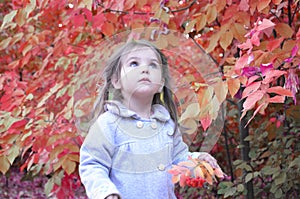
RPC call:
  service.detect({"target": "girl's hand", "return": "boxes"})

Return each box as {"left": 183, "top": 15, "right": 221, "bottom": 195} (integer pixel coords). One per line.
{"left": 105, "top": 194, "right": 120, "bottom": 199}
{"left": 197, "top": 152, "right": 220, "bottom": 169}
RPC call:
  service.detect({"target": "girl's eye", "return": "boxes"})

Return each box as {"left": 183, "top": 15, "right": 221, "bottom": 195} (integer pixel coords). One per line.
{"left": 149, "top": 63, "right": 159, "bottom": 69}
{"left": 129, "top": 61, "right": 138, "bottom": 67}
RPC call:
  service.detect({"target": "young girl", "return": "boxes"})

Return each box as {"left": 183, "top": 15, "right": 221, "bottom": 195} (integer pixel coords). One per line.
{"left": 79, "top": 40, "right": 222, "bottom": 199}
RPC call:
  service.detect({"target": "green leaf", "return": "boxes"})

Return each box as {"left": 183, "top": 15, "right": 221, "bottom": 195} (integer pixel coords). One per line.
{"left": 224, "top": 187, "right": 237, "bottom": 198}
{"left": 274, "top": 172, "right": 286, "bottom": 186}
{"left": 245, "top": 172, "right": 253, "bottom": 183}
{"left": 44, "top": 178, "right": 54, "bottom": 196}
{"left": 275, "top": 188, "right": 283, "bottom": 198}
{"left": 261, "top": 166, "right": 279, "bottom": 175}
{"left": 289, "top": 157, "right": 300, "bottom": 168}
{"left": 237, "top": 184, "right": 244, "bottom": 192}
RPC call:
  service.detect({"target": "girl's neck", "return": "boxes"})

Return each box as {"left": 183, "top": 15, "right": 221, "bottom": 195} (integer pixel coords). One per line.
{"left": 122, "top": 95, "right": 153, "bottom": 119}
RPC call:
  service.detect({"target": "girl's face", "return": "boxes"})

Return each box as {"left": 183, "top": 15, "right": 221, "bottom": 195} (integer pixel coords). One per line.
{"left": 112, "top": 46, "right": 164, "bottom": 100}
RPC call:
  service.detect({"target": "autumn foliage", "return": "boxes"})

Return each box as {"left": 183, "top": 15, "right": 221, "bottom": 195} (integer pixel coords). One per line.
{"left": 0, "top": 0, "right": 299, "bottom": 198}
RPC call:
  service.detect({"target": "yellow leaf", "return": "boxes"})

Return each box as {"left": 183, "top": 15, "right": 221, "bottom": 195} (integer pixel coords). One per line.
{"left": 181, "top": 118, "right": 198, "bottom": 134}
{"left": 275, "top": 23, "right": 293, "bottom": 38}
{"left": 62, "top": 158, "right": 76, "bottom": 175}
{"left": 78, "top": 0, "right": 93, "bottom": 10}
{"left": 0, "top": 155, "right": 11, "bottom": 174}
{"left": 172, "top": 175, "right": 180, "bottom": 183}
{"left": 194, "top": 166, "right": 205, "bottom": 178}
{"left": 0, "top": 37, "right": 12, "bottom": 51}
{"left": 231, "top": 23, "right": 247, "bottom": 43}
{"left": 154, "top": 35, "right": 168, "bottom": 49}
{"left": 184, "top": 19, "right": 197, "bottom": 34}
{"left": 179, "top": 103, "right": 200, "bottom": 122}
{"left": 212, "top": 80, "right": 228, "bottom": 103}
{"left": 160, "top": 9, "right": 170, "bottom": 24}
{"left": 206, "top": 32, "right": 220, "bottom": 53}
{"left": 220, "top": 30, "right": 233, "bottom": 50}
{"left": 206, "top": 5, "right": 217, "bottom": 24}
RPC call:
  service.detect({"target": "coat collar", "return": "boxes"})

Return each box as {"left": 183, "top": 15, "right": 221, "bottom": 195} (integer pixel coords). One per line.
{"left": 104, "top": 100, "right": 170, "bottom": 122}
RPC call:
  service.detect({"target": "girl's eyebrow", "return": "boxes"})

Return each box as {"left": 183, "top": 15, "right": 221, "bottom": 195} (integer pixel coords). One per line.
{"left": 125, "top": 57, "right": 159, "bottom": 63}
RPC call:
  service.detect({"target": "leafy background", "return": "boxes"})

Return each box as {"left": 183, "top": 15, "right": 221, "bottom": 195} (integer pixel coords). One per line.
{"left": 0, "top": 0, "right": 299, "bottom": 198}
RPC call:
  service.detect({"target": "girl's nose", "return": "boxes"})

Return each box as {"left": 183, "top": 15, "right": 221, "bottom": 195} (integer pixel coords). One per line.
{"left": 141, "top": 64, "right": 150, "bottom": 74}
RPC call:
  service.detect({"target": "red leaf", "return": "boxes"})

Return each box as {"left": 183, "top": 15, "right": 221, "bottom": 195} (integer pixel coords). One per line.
{"left": 242, "top": 81, "right": 261, "bottom": 99}
{"left": 257, "top": 19, "right": 275, "bottom": 31}
{"left": 243, "top": 90, "right": 265, "bottom": 111}
{"left": 268, "top": 95, "right": 285, "bottom": 103}
{"left": 245, "top": 102, "right": 267, "bottom": 126}
{"left": 267, "top": 38, "right": 284, "bottom": 51}
{"left": 267, "top": 86, "right": 293, "bottom": 97}
{"left": 200, "top": 116, "right": 212, "bottom": 131}
{"left": 262, "top": 70, "right": 286, "bottom": 84}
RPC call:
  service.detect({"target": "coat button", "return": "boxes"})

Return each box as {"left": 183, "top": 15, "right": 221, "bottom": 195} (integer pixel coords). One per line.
{"left": 158, "top": 163, "right": 165, "bottom": 171}
{"left": 151, "top": 122, "right": 157, "bottom": 129}
{"left": 136, "top": 121, "right": 144, "bottom": 128}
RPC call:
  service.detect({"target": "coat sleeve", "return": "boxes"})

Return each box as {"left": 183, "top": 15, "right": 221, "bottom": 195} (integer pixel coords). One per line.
{"left": 79, "top": 115, "right": 120, "bottom": 199}
{"left": 171, "top": 126, "right": 220, "bottom": 168}
{"left": 171, "top": 127, "right": 208, "bottom": 165}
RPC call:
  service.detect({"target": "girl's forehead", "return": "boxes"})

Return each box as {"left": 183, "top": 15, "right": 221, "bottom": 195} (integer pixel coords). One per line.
{"left": 121, "top": 45, "right": 160, "bottom": 61}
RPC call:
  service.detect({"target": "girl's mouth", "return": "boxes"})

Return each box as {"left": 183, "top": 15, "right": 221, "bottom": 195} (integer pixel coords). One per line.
{"left": 139, "top": 78, "right": 151, "bottom": 82}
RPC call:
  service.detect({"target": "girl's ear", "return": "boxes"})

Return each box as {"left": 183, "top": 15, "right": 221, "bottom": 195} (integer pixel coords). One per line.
{"left": 111, "top": 75, "right": 121, "bottom": 89}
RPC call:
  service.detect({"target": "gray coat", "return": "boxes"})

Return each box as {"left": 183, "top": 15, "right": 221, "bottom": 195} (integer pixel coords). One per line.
{"left": 79, "top": 101, "right": 201, "bottom": 199}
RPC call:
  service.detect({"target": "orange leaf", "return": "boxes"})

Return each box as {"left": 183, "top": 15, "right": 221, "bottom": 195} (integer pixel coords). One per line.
{"left": 227, "top": 78, "right": 240, "bottom": 97}
{"left": 195, "top": 14, "right": 207, "bottom": 32}
{"left": 275, "top": 23, "right": 294, "bottom": 38}
{"left": 267, "top": 86, "right": 293, "bottom": 97}
{"left": 101, "top": 22, "right": 114, "bottom": 36}
{"left": 257, "top": 0, "right": 271, "bottom": 12}
{"left": 272, "top": 0, "right": 282, "bottom": 5}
